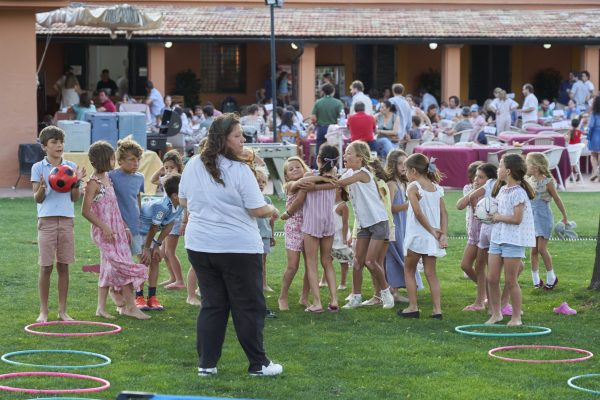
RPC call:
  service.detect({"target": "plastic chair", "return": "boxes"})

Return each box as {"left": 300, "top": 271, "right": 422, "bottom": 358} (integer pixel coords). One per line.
{"left": 278, "top": 131, "right": 303, "bottom": 157}
{"left": 526, "top": 137, "right": 554, "bottom": 146}
{"left": 538, "top": 130, "right": 559, "bottom": 135}
{"left": 14, "top": 143, "right": 45, "bottom": 188}
{"left": 567, "top": 143, "right": 586, "bottom": 183}
{"left": 543, "top": 147, "right": 565, "bottom": 190}
{"left": 523, "top": 122, "right": 542, "bottom": 130}
{"left": 404, "top": 139, "right": 421, "bottom": 155}
{"left": 509, "top": 126, "right": 524, "bottom": 133}
{"left": 485, "top": 135, "right": 505, "bottom": 144}
{"left": 486, "top": 148, "right": 523, "bottom": 167}
{"left": 457, "top": 129, "right": 473, "bottom": 143}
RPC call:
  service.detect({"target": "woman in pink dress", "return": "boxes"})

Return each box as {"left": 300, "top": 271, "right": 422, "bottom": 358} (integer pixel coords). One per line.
{"left": 81, "top": 141, "right": 150, "bottom": 320}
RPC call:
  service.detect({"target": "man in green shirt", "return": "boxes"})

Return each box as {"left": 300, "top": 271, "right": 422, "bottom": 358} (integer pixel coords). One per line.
{"left": 311, "top": 83, "right": 344, "bottom": 164}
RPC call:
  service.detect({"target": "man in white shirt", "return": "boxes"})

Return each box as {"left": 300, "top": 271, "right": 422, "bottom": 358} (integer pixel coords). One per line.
{"left": 570, "top": 73, "right": 589, "bottom": 108}
{"left": 440, "top": 96, "right": 462, "bottom": 121}
{"left": 582, "top": 70, "right": 595, "bottom": 100}
{"left": 388, "top": 83, "right": 412, "bottom": 138}
{"left": 349, "top": 80, "right": 373, "bottom": 115}
{"left": 419, "top": 88, "right": 439, "bottom": 112}
{"left": 518, "top": 84, "right": 539, "bottom": 124}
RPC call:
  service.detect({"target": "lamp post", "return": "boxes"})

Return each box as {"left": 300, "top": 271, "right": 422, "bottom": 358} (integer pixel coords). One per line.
{"left": 265, "top": 0, "right": 283, "bottom": 142}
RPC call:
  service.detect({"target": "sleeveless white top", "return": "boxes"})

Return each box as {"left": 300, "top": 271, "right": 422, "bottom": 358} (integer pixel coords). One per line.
{"left": 332, "top": 201, "right": 347, "bottom": 249}
{"left": 404, "top": 181, "right": 446, "bottom": 257}
{"left": 342, "top": 167, "right": 388, "bottom": 229}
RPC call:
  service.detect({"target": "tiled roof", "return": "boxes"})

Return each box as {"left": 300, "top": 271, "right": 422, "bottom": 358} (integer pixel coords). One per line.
{"left": 36, "top": 5, "right": 600, "bottom": 40}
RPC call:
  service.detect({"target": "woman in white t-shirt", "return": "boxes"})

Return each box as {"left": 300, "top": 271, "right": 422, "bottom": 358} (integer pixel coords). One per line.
{"left": 179, "top": 113, "right": 282, "bottom": 377}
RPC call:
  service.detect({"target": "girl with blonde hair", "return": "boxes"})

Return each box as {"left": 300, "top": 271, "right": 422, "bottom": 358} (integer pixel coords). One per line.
{"left": 525, "top": 152, "right": 569, "bottom": 290}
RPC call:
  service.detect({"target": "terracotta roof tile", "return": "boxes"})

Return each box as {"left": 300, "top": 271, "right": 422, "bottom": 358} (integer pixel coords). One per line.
{"left": 36, "top": 5, "right": 600, "bottom": 39}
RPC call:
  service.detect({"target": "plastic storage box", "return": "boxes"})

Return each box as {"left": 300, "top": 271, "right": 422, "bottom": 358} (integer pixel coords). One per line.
{"left": 57, "top": 120, "right": 91, "bottom": 152}
{"left": 117, "top": 112, "right": 147, "bottom": 150}
{"left": 85, "top": 112, "right": 119, "bottom": 148}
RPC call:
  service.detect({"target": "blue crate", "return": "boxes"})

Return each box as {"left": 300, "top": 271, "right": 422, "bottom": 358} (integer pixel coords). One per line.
{"left": 117, "top": 112, "right": 148, "bottom": 150}
{"left": 85, "top": 112, "right": 119, "bottom": 148}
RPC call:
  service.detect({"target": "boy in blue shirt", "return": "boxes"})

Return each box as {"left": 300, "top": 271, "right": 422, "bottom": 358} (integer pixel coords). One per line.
{"left": 137, "top": 174, "right": 183, "bottom": 310}
{"left": 108, "top": 138, "right": 146, "bottom": 260}
{"left": 31, "top": 126, "right": 85, "bottom": 322}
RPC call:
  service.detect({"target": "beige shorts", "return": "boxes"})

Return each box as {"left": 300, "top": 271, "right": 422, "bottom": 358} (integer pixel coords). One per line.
{"left": 38, "top": 217, "right": 75, "bottom": 266}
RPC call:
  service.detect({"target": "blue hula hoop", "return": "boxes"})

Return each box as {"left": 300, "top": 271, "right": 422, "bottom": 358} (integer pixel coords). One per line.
{"left": 455, "top": 324, "right": 552, "bottom": 337}
{"left": 568, "top": 373, "right": 600, "bottom": 395}
{"left": 1, "top": 349, "right": 111, "bottom": 369}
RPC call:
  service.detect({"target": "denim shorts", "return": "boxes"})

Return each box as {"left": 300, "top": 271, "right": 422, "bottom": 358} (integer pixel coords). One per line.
{"left": 488, "top": 242, "right": 525, "bottom": 259}
{"left": 130, "top": 234, "right": 144, "bottom": 257}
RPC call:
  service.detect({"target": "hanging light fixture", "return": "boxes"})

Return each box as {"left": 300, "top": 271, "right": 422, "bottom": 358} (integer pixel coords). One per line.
{"left": 429, "top": 42, "right": 438, "bottom": 50}
{"left": 543, "top": 43, "right": 552, "bottom": 49}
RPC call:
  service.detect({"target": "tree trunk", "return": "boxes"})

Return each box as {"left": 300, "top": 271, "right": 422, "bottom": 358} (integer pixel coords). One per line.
{"left": 588, "top": 216, "right": 600, "bottom": 290}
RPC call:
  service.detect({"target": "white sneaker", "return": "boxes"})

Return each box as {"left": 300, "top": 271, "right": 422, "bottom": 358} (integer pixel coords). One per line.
{"left": 380, "top": 288, "right": 395, "bottom": 309}
{"left": 417, "top": 259, "right": 424, "bottom": 273}
{"left": 249, "top": 361, "right": 283, "bottom": 376}
{"left": 198, "top": 367, "right": 217, "bottom": 377}
{"left": 342, "top": 294, "right": 362, "bottom": 309}
{"left": 361, "top": 296, "right": 382, "bottom": 306}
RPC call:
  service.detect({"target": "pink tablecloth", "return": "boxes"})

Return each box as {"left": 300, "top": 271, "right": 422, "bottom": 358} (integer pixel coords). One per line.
{"left": 414, "top": 144, "right": 570, "bottom": 188}
{"left": 499, "top": 132, "right": 566, "bottom": 147}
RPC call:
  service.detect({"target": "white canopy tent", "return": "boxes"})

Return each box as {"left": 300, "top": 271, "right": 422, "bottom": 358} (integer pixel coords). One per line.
{"left": 36, "top": 4, "right": 163, "bottom": 39}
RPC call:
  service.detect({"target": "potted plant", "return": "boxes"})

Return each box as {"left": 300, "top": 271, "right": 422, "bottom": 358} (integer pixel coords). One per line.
{"left": 174, "top": 69, "right": 201, "bottom": 108}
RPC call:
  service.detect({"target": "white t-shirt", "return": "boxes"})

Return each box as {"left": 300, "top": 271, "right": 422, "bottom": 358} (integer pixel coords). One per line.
{"left": 179, "top": 155, "right": 266, "bottom": 254}
{"left": 585, "top": 80, "right": 595, "bottom": 97}
{"left": 440, "top": 107, "right": 462, "bottom": 121}
{"left": 522, "top": 94, "right": 539, "bottom": 123}
{"left": 350, "top": 92, "right": 374, "bottom": 115}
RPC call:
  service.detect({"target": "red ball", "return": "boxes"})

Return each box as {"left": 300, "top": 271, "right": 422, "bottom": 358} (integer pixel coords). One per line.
{"left": 48, "top": 165, "right": 78, "bottom": 193}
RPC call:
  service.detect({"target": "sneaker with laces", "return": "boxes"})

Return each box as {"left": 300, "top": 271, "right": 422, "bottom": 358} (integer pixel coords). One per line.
{"left": 342, "top": 294, "right": 362, "bottom": 309}
{"left": 146, "top": 295, "right": 164, "bottom": 310}
{"left": 533, "top": 279, "right": 544, "bottom": 289}
{"left": 361, "top": 296, "right": 382, "bottom": 306}
{"left": 249, "top": 361, "right": 283, "bottom": 376}
{"left": 380, "top": 288, "right": 395, "bottom": 309}
{"left": 198, "top": 367, "right": 217, "bottom": 377}
{"left": 135, "top": 295, "right": 149, "bottom": 310}
{"left": 544, "top": 277, "right": 558, "bottom": 291}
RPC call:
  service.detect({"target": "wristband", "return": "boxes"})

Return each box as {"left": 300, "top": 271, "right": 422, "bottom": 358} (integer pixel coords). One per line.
{"left": 152, "top": 239, "right": 162, "bottom": 246}
{"left": 72, "top": 179, "right": 82, "bottom": 189}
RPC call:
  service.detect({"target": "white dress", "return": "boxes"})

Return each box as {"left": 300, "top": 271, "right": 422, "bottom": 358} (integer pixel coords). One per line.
{"left": 61, "top": 88, "right": 79, "bottom": 109}
{"left": 403, "top": 181, "right": 446, "bottom": 257}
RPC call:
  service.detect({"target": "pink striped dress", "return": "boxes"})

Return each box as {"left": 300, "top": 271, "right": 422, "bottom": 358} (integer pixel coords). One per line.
{"left": 89, "top": 175, "right": 148, "bottom": 291}
{"left": 301, "top": 171, "right": 335, "bottom": 238}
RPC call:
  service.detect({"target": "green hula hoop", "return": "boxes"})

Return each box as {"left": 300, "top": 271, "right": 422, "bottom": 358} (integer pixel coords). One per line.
{"left": 28, "top": 398, "right": 100, "bottom": 400}
{"left": 568, "top": 373, "right": 600, "bottom": 395}
{"left": 1, "top": 349, "right": 111, "bottom": 369}
{"left": 455, "top": 324, "right": 552, "bottom": 337}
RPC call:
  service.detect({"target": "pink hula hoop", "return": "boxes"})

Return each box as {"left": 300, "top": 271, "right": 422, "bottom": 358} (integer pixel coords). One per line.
{"left": 488, "top": 345, "right": 594, "bottom": 363}
{"left": 0, "top": 371, "right": 110, "bottom": 394}
{"left": 24, "top": 321, "right": 122, "bottom": 337}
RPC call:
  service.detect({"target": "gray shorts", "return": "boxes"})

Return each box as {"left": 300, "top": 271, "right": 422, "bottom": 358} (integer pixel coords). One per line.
{"left": 262, "top": 238, "right": 271, "bottom": 254}
{"left": 357, "top": 220, "right": 389, "bottom": 241}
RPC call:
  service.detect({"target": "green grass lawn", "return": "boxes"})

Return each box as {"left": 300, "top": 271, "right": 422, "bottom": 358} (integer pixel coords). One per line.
{"left": 0, "top": 192, "right": 598, "bottom": 399}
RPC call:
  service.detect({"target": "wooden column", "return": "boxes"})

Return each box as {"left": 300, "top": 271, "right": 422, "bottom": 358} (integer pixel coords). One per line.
{"left": 582, "top": 45, "right": 600, "bottom": 94}
{"left": 298, "top": 44, "right": 317, "bottom": 118}
{"left": 441, "top": 45, "right": 462, "bottom": 101}
{"left": 0, "top": 10, "right": 37, "bottom": 187}
{"left": 148, "top": 43, "right": 166, "bottom": 95}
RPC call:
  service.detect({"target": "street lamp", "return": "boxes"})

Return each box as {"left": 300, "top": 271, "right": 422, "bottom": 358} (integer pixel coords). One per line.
{"left": 265, "top": 0, "right": 284, "bottom": 142}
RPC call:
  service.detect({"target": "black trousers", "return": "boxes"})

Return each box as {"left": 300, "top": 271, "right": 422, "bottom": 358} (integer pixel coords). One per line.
{"left": 187, "top": 250, "right": 269, "bottom": 372}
